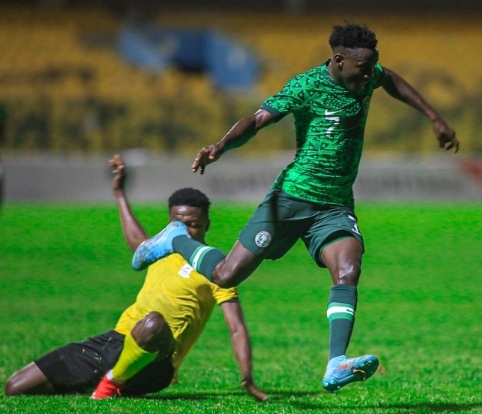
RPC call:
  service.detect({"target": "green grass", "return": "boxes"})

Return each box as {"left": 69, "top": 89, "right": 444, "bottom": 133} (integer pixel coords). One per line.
{"left": 1, "top": 201, "right": 482, "bottom": 413}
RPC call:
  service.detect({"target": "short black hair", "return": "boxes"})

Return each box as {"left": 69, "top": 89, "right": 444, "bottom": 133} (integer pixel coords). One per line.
{"left": 168, "top": 187, "right": 211, "bottom": 217}
{"left": 329, "top": 23, "right": 378, "bottom": 50}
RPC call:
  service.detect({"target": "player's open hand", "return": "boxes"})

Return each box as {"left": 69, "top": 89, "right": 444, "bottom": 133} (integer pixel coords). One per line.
{"left": 433, "top": 119, "right": 459, "bottom": 153}
{"left": 191, "top": 144, "right": 223, "bottom": 175}
{"left": 241, "top": 379, "right": 268, "bottom": 402}
{"left": 109, "top": 154, "right": 126, "bottom": 191}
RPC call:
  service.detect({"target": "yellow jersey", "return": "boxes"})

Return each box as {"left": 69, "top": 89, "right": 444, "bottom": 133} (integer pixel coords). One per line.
{"left": 115, "top": 253, "right": 238, "bottom": 375}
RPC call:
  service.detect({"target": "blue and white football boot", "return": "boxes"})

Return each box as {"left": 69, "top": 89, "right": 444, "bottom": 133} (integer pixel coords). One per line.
{"left": 132, "top": 220, "right": 190, "bottom": 271}
{"left": 322, "top": 354, "right": 379, "bottom": 392}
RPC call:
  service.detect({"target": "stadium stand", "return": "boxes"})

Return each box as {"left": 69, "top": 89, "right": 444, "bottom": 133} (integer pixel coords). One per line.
{"left": 0, "top": 6, "right": 481, "bottom": 153}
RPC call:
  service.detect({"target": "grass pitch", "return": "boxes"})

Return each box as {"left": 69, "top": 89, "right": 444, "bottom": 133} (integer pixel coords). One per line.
{"left": 1, "top": 201, "right": 481, "bottom": 414}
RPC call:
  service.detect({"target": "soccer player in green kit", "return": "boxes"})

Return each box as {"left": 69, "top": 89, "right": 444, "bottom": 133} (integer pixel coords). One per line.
{"left": 132, "top": 23, "right": 459, "bottom": 392}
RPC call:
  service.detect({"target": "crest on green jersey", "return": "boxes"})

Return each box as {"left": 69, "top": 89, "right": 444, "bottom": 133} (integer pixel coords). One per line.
{"left": 255, "top": 231, "right": 272, "bottom": 248}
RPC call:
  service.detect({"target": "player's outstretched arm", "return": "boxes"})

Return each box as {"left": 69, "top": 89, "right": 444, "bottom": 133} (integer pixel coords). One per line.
{"left": 192, "top": 109, "right": 275, "bottom": 175}
{"left": 381, "top": 68, "right": 459, "bottom": 153}
{"left": 110, "top": 154, "right": 148, "bottom": 252}
{"left": 220, "top": 301, "right": 268, "bottom": 402}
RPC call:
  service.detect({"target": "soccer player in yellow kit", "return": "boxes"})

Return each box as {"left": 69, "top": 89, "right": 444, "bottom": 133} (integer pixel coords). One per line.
{"left": 4, "top": 155, "right": 267, "bottom": 402}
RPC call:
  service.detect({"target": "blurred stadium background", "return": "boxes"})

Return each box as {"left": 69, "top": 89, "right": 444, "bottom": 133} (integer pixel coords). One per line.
{"left": 1, "top": 0, "right": 481, "bottom": 202}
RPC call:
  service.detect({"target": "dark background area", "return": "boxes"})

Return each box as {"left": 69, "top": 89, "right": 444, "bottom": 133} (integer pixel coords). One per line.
{"left": 2, "top": 0, "right": 482, "bottom": 14}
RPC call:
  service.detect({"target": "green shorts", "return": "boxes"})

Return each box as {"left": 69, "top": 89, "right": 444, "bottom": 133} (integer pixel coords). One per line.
{"left": 238, "top": 189, "right": 364, "bottom": 268}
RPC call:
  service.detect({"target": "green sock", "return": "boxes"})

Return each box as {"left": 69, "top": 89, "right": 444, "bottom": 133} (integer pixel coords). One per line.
{"left": 173, "top": 236, "right": 225, "bottom": 281}
{"left": 327, "top": 285, "right": 357, "bottom": 360}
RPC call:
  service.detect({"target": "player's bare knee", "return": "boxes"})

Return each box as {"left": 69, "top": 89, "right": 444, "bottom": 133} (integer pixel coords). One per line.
{"left": 132, "top": 311, "right": 173, "bottom": 352}
{"left": 132, "top": 311, "right": 166, "bottom": 340}
{"left": 213, "top": 269, "right": 247, "bottom": 288}
{"left": 4, "top": 373, "right": 22, "bottom": 396}
{"left": 4, "top": 379, "right": 16, "bottom": 396}
{"left": 211, "top": 263, "right": 236, "bottom": 288}
{"left": 212, "top": 265, "right": 249, "bottom": 288}
{"left": 337, "top": 263, "right": 361, "bottom": 285}
{"left": 212, "top": 274, "right": 238, "bottom": 288}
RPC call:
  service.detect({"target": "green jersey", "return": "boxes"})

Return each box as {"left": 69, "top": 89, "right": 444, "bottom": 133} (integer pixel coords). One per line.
{"left": 261, "top": 61, "right": 385, "bottom": 209}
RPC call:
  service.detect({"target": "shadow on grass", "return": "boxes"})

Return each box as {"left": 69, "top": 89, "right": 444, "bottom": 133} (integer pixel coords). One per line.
{"left": 290, "top": 400, "right": 482, "bottom": 413}
{"left": 5, "top": 391, "right": 481, "bottom": 413}
{"left": 143, "top": 390, "right": 322, "bottom": 401}
{"left": 388, "top": 403, "right": 482, "bottom": 413}
{"left": 145, "top": 392, "right": 482, "bottom": 412}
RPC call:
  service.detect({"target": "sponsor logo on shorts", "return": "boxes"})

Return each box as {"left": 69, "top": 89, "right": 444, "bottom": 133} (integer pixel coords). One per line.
{"left": 255, "top": 231, "right": 272, "bottom": 248}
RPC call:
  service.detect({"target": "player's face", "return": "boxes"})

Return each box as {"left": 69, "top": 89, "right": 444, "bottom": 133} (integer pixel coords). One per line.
{"left": 337, "top": 48, "right": 379, "bottom": 93}
{"left": 169, "top": 205, "right": 209, "bottom": 243}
